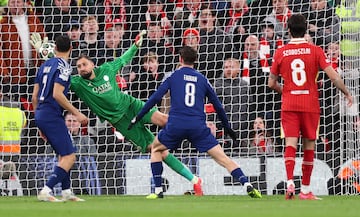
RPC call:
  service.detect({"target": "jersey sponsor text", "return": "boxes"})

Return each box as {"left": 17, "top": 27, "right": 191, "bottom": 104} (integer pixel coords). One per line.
{"left": 92, "top": 81, "right": 112, "bottom": 94}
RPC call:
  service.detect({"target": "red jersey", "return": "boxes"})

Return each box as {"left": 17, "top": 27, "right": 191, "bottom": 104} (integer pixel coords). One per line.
{"left": 270, "top": 38, "right": 331, "bottom": 113}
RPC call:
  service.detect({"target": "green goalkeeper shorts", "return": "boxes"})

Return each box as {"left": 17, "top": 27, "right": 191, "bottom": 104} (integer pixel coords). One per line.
{"left": 112, "top": 99, "right": 157, "bottom": 153}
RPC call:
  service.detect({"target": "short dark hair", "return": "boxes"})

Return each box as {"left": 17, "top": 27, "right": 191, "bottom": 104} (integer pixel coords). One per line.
{"left": 179, "top": 46, "right": 197, "bottom": 65}
{"left": 55, "top": 35, "right": 71, "bottom": 52}
{"left": 288, "top": 14, "right": 307, "bottom": 38}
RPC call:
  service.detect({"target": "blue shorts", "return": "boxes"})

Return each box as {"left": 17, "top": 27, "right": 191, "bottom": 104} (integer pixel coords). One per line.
{"left": 158, "top": 124, "right": 218, "bottom": 152}
{"left": 35, "top": 112, "right": 75, "bottom": 156}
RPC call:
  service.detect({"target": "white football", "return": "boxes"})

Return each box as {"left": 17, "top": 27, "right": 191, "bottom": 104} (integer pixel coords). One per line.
{"left": 38, "top": 43, "right": 56, "bottom": 60}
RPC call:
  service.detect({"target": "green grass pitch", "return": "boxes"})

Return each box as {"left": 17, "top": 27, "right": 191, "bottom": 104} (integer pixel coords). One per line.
{"left": 0, "top": 195, "right": 358, "bottom": 217}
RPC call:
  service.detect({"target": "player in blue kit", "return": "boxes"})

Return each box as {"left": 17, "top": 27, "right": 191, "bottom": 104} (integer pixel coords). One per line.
{"left": 32, "top": 35, "right": 88, "bottom": 202}
{"left": 129, "top": 46, "right": 262, "bottom": 198}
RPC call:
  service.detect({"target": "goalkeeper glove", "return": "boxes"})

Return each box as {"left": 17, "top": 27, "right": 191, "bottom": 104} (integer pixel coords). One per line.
{"left": 224, "top": 128, "right": 237, "bottom": 143}
{"left": 134, "top": 30, "right": 147, "bottom": 47}
{"left": 30, "top": 33, "right": 48, "bottom": 52}
{"left": 128, "top": 116, "right": 140, "bottom": 130}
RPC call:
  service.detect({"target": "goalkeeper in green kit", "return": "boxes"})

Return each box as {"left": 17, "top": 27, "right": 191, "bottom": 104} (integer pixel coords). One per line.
{"left": 30, "top": 31, "right": 203, "bottom": 197}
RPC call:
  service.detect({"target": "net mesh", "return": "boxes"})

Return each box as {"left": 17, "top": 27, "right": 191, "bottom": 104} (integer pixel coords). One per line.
{"left": 0, "top": 0, "right": 359, "bottom": 196}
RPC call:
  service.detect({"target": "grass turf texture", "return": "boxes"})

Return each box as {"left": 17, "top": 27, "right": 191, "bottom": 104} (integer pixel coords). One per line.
{"left": 0, "top": 195, "right": 358, "bottom": 217}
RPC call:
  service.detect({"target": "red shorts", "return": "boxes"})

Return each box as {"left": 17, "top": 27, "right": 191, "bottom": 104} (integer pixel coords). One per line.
{"left": 281, "top": 111, "right": 320, "bottom": 140}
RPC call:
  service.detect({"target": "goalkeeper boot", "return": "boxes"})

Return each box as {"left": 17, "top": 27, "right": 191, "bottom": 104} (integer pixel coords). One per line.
{"left": 37, "top": 190, "right": 62, "bottom": 202}
{"left": 61, "top": 190, "right": 85, "bottom": 202}
{"left": 146, "top": 192, "right": 164, "bottom": 199}
{"left": 285, "top": 184, "right": 295, "bottom": 200}
{"left": 247, "top": 185, "right": 262, "bottom": 198}
{"left": 299, "top": 191, "right": 322, "bottom": 200}
{"left": 193, "top": 178, "right": 204, "bottom": 196}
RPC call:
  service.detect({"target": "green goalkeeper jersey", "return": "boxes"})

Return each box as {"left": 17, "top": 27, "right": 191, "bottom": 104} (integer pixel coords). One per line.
{"left": 70, "top": 44, "right": 138, "bottom": 124}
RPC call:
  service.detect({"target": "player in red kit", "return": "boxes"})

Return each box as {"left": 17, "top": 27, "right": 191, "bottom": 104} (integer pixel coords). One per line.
{"left": 268, "top": 14, "right": 353, "bottom": 200}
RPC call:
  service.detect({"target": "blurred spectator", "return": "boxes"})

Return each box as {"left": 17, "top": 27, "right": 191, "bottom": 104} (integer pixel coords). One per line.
{"left": 130, "top": 52, "right": 164, "bottom": 102}
{"left": 0, "top": 158, "right": 23, "bottom": 196}
{"left": 0, "top": 0, "right": 45, "bottom": 101}
{"left": 67, "top": 20, "right": 82, "bottom": 42}
{"left": 95, "top": 0, "right": 130, "bottom": 34}
{"left": 182, "top": 27, "right": 200, "bottom": 51}
{"left": 263, "top": 0, "right": 293, "bottom": 41}
{"left": 218, "top": 0, "right": 249, "bottom": 34}
{"left": 131, "top": 0, "right": 172, "bottom": 44}
{"left": 174, "top": 0, "right": 202, "bottom": 27}
{"left": 72, "top": 0, "right": 96, "bottom": 14}
{"left": 305, "top": 0, "right": 340, "bottom": 48}
{"left": 174, "top": 26, "right": 200, "bottom": 53}
{"left": 247, "top": 116, "right": 276, "bottom": 154}
{"left": 288, "top": 0, "right": 311, "bottom": 13}
{"left": 214, "top": 58, "right": 254, "bottom": 140}
{"left": 259, "top": 20, "right": 284, "bottom": 65}
{"left": 64, "top": 111, "right": 100, "bottom": 195}
{"left": 0, "top": 94, "right": 26, "bottom": 156}
{"left": 198, "top": 3, "right": 232, "bottom": 84}
{"left": 322, "top": 41, "right": 341, "bottom": 151}
{"left": 103, "top": 26, "right": 134, "bottom": 87}
{"left": 172, "top": 0, "right": 203, "bottom": 49}
{"left": 240, "top": 35, "right": 281, "bottom": 120}
{"left": 135, "top": 21, "right": 175, "bottom": 73}
{"left": 246, "top": 0, "right": 273, "bottom": 30}
{"left": 35, "top": 0, "right": 95, "bottom": 21}
{"left": 65, "top": 112, "right": 97, "bottom": 155}
{"left": 130, "top": 52, "right": 165, "bottom": 133}
{"left": 67, "top": 21, "right": 82, "bottom": 71}
{"left": 326, "top": 41, "right": 340, "bottom": 71}
{"left": 43, "top": 0, "right": 86, "bottom": 41}
{"left": 218, "top": 0, "right": 255, "bottom": 55}
{"left": 76, "top": 16, "right": 106, "bottom": 66}
{"left": 0, "top": 159, "right": 17, "bottom": 180}
{"left": 304, "top": 33, "right": 315, "bottom": 44}
{"left": 229, "top": 0, "right": 273, "bottom": 54}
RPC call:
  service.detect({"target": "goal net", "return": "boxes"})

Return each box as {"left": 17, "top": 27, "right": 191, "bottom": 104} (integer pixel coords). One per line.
{"left": 0, "top": 0, "right": 359, "bottom": 196}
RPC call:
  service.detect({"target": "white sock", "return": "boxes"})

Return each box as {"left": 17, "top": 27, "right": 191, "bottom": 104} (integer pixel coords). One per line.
{"left": 62, "top": 189, "right": 72, "bottom": 195}
{"left": 244, "top": 182, "right": 252, "bottom": 188}
{"left": 287, "top": 180, "right": 295, "bottom": 187}
{"left": 154, "top": 187, "right": 163, "bottom": 194}
{"left": 191, "top": 176, "right": 199, "bottom": 184}
{"left": 42, "top": 185, "right": 52, "bottom": 194}
{"left": 301, "top": 185, "right": 310, "bottom": 194}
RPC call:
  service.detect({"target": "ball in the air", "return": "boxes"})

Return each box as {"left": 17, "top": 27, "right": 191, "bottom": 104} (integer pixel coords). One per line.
{"left": 38, "top": 43, "right": 56, "bottom": 60}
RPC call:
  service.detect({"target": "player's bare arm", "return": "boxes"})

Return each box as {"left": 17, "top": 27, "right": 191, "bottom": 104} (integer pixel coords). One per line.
{"left": 53, "top": 83, "right": 88, "bottom": 125}
{"left": 323, "top": 66, "right": 353, "bottom": 106}
{"left": 32, "top": 83, "right": 39, "bottom": 111}
{"left": 268, "top": 73, "right": 282, "bottom": 94}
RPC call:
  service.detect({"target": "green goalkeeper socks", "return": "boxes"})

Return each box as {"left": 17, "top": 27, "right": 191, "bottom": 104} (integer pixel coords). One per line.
{"left": 163, "top": 153, "right": 194, "bottom": 181}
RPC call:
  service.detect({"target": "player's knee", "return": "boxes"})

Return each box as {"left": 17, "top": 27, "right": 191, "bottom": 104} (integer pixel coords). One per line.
{"left": 151, "top": 112, "right": 168, "bottom": 127}
{"left": 59, "top": 153, "right": 76, "bottom": 169}
{"left": 160, "top": 150, "right": 169, "bottom": 159}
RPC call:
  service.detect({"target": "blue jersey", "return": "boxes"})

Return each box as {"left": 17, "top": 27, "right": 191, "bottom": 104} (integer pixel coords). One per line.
{"left": 34, "top": 57, "right": 75, "bottom": 156}
{"left": 138, "top": 66, "right": 230, "bottom": 129}
{"left": 34, "top": 57, "right": 72, "bottom": 117}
